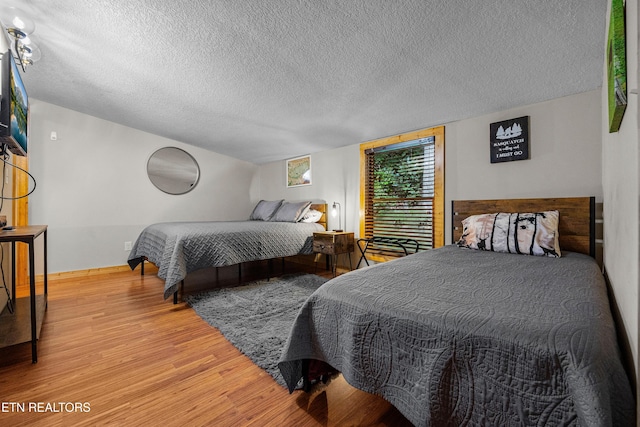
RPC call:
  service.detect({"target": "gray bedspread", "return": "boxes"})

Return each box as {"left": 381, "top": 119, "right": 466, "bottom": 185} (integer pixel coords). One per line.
{"left": 278, "top": 245, "right": 635, "bottom": 426}
{"left": 127, "top": 220, "right": 324, "bottom": 299}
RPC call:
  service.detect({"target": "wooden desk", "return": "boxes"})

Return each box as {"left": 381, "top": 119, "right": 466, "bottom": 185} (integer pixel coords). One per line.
{"left": 0, "top": 225, "right": 48, "bottom": 363}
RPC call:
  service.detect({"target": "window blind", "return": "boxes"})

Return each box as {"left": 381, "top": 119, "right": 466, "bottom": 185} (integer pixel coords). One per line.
{"left": 364, "top": 136, "right": 435, "bottom": 256}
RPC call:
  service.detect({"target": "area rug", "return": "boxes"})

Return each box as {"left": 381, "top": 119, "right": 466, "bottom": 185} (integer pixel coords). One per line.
{"left": 184, "top": 273, "right": 328, "bottom": 388}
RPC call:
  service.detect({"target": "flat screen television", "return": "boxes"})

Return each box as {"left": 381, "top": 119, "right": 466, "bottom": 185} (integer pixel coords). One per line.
{"left": 0, "top": 50, "right": 28, "bottom": 157}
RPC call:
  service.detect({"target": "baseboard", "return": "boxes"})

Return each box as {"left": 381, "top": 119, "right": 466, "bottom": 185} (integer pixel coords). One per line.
{"left": 36, "top": 263, "right": 159, "bottom": 281}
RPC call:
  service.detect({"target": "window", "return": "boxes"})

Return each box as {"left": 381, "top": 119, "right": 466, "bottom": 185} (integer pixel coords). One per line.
{"left": 360, "top": 126, "right": 444, "bottom": 261}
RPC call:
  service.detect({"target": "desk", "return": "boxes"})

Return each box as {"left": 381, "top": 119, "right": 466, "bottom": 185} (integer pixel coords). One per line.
{"left": 0, "top": 225, "right": 48, "bottom": 363}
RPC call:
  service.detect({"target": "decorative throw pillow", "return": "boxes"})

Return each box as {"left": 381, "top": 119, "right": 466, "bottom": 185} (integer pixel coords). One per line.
{"left": 270, "top": 201, "right": 312, "bottom": 222}
{"left": 458, "top": 210, "right": 561, "bottom": 257}
{"left": 300, "top": 209, "right": 323, "bottom": 223}
{"left": 249, "top": 199, "right": 284, "bottom": 221}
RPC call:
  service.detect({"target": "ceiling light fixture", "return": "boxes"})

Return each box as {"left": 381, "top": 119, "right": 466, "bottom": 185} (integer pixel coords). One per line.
{"left": 17, "top": 41, "right": 40, "bottom": 66}
{"left": 0, "top": 5, "right": 40, "bottom": 71}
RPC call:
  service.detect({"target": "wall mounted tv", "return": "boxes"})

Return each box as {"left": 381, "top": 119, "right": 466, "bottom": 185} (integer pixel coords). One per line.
{"left": 0, "top": 50, "right": 28, "bottom": 157}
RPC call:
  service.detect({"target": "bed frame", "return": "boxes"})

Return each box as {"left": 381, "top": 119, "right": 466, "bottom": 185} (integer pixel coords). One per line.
{"left": 451, "top": 197, "right": 597, "bottom": 257}
{"left": 137, "top": 202, "right": 328, "bottom": 303}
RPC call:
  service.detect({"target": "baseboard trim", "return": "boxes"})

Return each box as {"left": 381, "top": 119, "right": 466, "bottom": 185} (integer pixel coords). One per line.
{"left": 36, "top": 263, "right": 158, "bottom": 281}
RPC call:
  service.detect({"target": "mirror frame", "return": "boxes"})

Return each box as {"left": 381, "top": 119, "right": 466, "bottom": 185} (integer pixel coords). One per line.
{"left": 147, "top": 147, "right": 200, "bottom": 195}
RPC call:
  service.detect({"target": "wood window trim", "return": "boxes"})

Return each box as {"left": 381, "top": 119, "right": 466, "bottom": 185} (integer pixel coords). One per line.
{"left": 12, "top": 155, "right": 29, "bottom": 286}
{"left": 359, "top": 126, "right": 445, "bottom": 263}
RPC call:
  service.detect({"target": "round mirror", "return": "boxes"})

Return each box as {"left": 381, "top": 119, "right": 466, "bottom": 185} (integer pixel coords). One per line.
{"left": 147, "top": 147, "right": 200, "bottom": 195}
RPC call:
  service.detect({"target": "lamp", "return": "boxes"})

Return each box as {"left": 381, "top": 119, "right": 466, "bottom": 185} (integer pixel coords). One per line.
{"left": 331, "top": 202, "right": 342, "bottom": 232}
{"left": 0, "top": 6, "right": 40, "bottom": 71}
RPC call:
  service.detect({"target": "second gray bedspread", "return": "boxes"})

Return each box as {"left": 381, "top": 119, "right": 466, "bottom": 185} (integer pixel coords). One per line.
{"left": 128, "top": 220, "right": 324, "bottom": 299}
{"left": 278, "top": 245, "right": 635, "bottom": 426}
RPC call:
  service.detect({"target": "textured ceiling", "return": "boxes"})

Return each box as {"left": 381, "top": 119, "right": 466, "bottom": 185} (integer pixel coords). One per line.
{"left": 11, "top": 0, "right": 607, "bottom": 164}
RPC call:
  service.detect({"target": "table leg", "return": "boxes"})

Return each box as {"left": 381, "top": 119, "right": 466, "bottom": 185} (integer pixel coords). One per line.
{"left": 29, "top": 239, "right": 37, "bottom": 363}
{"left": 10, "top": 241, "right": 15, "bottom": 309}
{"left": 44, "top": 230, "right": 48, "bottom": 309}
{"left": 332, "top": 255, "right": 337, "bottom": 277}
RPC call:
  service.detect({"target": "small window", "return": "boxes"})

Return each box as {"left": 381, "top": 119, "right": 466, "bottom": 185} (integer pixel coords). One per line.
{"left": 360, "top": 126, "right": 444, "bottom": 261}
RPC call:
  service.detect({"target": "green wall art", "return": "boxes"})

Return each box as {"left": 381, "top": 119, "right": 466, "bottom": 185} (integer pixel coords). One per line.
{"left": 607, "top": 0, "right": 627, "bottom": 133}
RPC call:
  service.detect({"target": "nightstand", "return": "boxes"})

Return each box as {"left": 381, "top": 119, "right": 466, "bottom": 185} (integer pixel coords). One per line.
{"left": 313, "top": 231, "right": 355, "bottom": 276}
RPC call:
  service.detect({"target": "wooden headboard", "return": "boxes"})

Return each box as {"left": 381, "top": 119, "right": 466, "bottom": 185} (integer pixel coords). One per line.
{"left": 310, "top": 203, "right": 328, "bottom": 230}
{"left": 451, "top": 197, "right": 597, "bottom": 257}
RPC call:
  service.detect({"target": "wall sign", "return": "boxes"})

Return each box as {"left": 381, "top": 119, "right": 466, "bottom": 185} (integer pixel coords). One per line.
{"left": 490, "top": 116, "right": 529, "bottom": 163}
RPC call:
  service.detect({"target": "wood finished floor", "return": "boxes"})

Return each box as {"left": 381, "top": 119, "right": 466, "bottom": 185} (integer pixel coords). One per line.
{"left": 0, "top": 261, "right": 412, "bottom": 426}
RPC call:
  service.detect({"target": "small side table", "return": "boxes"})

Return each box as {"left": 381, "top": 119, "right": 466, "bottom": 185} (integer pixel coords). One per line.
{"left": 313, "top": 231, "right": 354, "bottom": 277}
{"left": 0, "top": 225, "right": 48, "bottom": 363}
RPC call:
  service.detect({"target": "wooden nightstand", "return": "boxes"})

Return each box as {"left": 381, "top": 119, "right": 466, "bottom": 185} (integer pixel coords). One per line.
{"left": 313, "top": 231, "right": 355, "bottom": 276}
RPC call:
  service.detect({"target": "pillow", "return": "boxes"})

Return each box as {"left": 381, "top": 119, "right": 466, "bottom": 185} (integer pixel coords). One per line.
{"left": 457, "top": 210, "right": 561, "bottom": 257}
{"left": 300, "top": 209, "right": 323, "bottom": 223}
{"left": 249, "top": 199, "right": 284, "bottom": 221}
{"left": 270, "top": 201, "right": 312, "bottom": 222}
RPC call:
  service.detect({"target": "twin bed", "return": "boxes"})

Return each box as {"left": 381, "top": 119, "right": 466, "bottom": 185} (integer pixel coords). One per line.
{"left": 278, "top": 197, "right": 635, "bottom": 426}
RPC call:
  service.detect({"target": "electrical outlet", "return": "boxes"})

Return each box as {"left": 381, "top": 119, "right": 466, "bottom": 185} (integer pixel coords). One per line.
{"left": 124, "top": 241, "right": 132, "bottom": 251}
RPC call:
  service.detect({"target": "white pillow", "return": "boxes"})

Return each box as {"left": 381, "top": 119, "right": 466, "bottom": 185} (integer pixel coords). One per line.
{"left": 300, "top": 209, "right": 323, "bottom": 223}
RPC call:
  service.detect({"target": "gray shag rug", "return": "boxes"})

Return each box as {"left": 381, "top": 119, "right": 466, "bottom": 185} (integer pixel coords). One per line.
{"left": 185, "top": 273, "right": 328, "bottom": 388}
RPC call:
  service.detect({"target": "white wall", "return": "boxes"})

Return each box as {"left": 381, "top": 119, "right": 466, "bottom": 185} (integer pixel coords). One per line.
{"left": 445, "top": 90, "right": 603, "bottom": 200}
{"left": 255, "top": 144, "right": 360, "bottom": 233}
{"left": 601, "top": 0, "right": 639, "bottom": 400}
{"left": 28, "top": 100, "right": 258, "bottom": 273}
{"left": 445, "top": 90, "right": 603, "bottom": 242}
{"left": 257, "top": 90, "right": 604, "bottom": 246}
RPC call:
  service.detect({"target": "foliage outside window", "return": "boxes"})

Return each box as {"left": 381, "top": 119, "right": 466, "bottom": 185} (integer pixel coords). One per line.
{"left": 360, "top": 126, "right": 444, "bottom": 261}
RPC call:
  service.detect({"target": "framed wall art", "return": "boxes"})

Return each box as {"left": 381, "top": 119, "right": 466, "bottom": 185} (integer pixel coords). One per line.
{"left": 607, "top": 0, "right": 627, "bottom": 133}
{"left": 286, "top": 155, "right": 312, "bottom": 187}
{"left": 490, "top": 116, "right": 530, "bottom": 164}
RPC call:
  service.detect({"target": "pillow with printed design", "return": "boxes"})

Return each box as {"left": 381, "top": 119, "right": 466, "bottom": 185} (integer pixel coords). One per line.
{"left": 458, "top": 210, "right": 561, "bottom": 257}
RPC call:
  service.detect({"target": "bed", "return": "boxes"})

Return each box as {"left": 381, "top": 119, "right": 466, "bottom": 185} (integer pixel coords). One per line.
{"left": 278, "top": 197, "right": 635, "bottom": 426}
{"left": 128, "top": 201, "right": 326, "bottom": 300}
